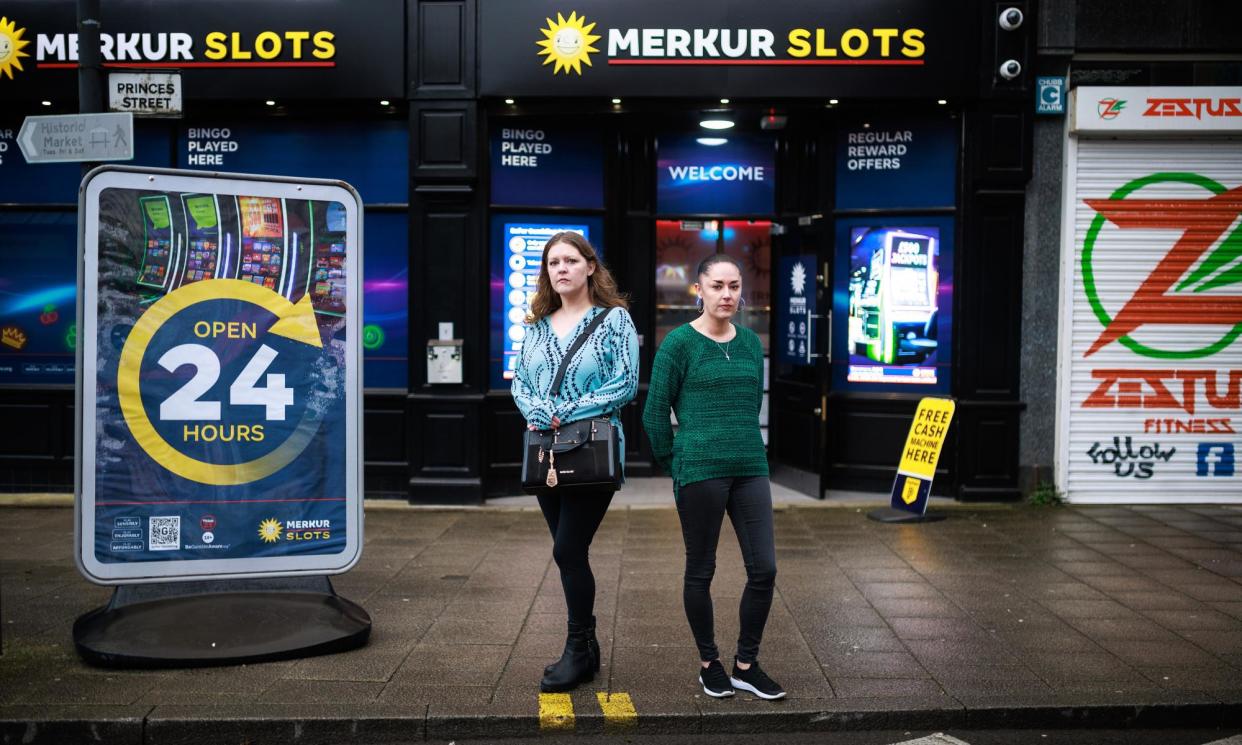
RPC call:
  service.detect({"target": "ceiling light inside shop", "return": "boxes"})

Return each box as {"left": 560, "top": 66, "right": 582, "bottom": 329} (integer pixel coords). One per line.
{"left": 41, "top": 100, "right": 51, "bottom": 106}
{"left": 828, "top": 99, "right": 839, "bottom": 105}
{"left": 696, "top": 137, "right": 728, "bottom": 146}
{"left": 699, "top": 118, "right": 734, "bottom": 130}
{"left": 937, "top": 99, "right": 947, "bottom": 105}
{"left": 380, "top": 100, "right": 391, "bottom": 106}
{"left": 760, "top": 113, "right": 787, "bottom": 130}
{"left": 611, "top": 98, "right": 622, "bottom": 104}
{"left": 504, "top": 98, "right": 515, "bottom": 105}
{"left": 265, "top": 100, "right": 276, "bottom": 106}
{"left": 720, "top": 98, "right": 730, "bottom": 104}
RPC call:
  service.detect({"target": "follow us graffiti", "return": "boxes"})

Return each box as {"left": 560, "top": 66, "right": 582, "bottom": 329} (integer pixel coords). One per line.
{"left": 1086, "top": 436, "right": 1176, "bottom": 479}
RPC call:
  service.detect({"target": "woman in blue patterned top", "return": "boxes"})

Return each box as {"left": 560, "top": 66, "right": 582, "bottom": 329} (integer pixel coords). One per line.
{"left": 512, "top": 231, "right": 639, "bottom": 693}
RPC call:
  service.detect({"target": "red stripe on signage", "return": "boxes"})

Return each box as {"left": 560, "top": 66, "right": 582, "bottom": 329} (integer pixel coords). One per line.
{"left": 608, "top": 59, "right": 924, "bottom": 66}
{"left": 96, "top": 497, "right": 347, "bottom": 506}
{"left": 38, "top": 61, "right": 336, "bottom": 69}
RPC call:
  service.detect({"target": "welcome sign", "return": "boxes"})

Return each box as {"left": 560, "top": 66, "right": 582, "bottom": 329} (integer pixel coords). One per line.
{"left": 657, "top": 134, "right": 774, "bottom": 215}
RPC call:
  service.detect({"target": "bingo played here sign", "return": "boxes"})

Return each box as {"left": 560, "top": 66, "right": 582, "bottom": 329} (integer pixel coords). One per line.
{"left": 76, "top": 167, "right": 363, "bottom": 583}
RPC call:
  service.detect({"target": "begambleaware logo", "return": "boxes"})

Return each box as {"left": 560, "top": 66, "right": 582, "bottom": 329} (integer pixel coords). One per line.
{"left": 537, "top": 11, "right": 600, "bottom": 75}
{"left": 1097, "top": 98, "right": 1126, "bottom": 119}
{"left": 0, "top": 17, "right": 30, "bottom": 80}
{"left": 1082, "top": 173, "right": 1242, "bottom": 359}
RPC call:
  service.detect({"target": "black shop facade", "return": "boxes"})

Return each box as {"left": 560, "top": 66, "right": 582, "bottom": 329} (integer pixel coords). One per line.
{"left": 409, "top": 0, "right": 1032, "bottom": 503}
{"left": 0, "top": 0, "right": 1034, "bottom": 503}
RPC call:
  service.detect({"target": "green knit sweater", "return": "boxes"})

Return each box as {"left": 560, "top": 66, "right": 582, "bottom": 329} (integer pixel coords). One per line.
{"left": 642, "top": 323, "right": 769, "bottom": 491}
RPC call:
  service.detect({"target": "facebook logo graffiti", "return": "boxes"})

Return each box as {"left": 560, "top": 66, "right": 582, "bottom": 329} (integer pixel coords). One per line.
{"left": 1196, "top": 443, "right": 1235, "bottom": 477}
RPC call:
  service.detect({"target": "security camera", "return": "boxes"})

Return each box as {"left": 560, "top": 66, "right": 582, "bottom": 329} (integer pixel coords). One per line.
{"left": 998, "top": 59, "right": 1022, "bottom": 80}
{"left": 999, "top": 7, "right": 1024, "bottom": 30}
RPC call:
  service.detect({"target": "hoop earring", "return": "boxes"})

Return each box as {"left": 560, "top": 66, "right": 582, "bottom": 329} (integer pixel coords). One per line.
{"left": 738, "top": 296, "right": 747, "bottom": 309}
{"left": 695, "top": 296, "right": 703, "bottom": 310}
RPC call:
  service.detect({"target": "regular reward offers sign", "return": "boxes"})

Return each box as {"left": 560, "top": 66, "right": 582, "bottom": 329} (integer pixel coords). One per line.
{"left": 76, "top": 167, "right": 363, "bottom": 583}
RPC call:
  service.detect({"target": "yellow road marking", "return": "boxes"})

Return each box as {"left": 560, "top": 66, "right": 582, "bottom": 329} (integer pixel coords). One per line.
{"left": 538, "top": 692, "right": 575, "bottom": 731}
{"left": 597, "top": 692, "right": 637, "bottom": 730}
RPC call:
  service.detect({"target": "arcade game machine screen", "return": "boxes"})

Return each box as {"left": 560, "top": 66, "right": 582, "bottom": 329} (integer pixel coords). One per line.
{"left": 237, "top": 196, "right": 286, "bottom": 293}
{"left": 309, "top": 201, "right": 348, "bottom": 316}
{"left": 135, "top": 195, "right": 175, "bottom": 291}
{"left": 845, "top": 225, "right": 945, "bottom": 387}
{"left": 177, "top": 194, "right": 221, "bottom": 288}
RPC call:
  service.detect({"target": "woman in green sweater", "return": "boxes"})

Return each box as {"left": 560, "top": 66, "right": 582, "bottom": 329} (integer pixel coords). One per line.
{"left": 641, "top": 254, "right": 785, "bottom": 701}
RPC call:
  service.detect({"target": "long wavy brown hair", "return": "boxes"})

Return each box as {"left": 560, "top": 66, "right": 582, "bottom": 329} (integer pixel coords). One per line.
{"left": 525, "top": 231, "right": 628, "bottom": 324}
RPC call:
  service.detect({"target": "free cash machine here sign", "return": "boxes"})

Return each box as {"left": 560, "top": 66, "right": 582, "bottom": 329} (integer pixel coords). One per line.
{"left": 76, "top": 167, "right": 363, "bottom": 583}
{"left": 890, "top": 397, "right": 955, "bottom": 515}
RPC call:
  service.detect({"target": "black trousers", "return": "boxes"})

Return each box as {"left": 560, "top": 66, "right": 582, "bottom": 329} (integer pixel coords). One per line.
{"left": 538, "top": 487, "right": 614, "bottom": 627}
{"left": 676, "top": 476, "right": 777, "bottom": 664}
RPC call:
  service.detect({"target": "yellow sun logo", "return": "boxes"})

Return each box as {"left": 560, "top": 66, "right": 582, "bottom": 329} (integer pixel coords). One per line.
{"left": 0, "top": 17, "right": 31, "bottom": 81}
{"left": 258, "top": 518, "right": 283, "bottom": 543}
{"left": 536, "top": 11, "right": 600, "bottom": 76}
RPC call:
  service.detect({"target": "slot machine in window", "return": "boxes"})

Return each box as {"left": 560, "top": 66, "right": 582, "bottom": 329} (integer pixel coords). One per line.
{"left": 237, "top": 196, "right": 287, "bottom": 292}
{"left": 309, "top": 201, "right": 348, "bottom": 316}
{"left": 136, "top": 195, "right": 175, "bottom": 291}
{"left": 177, "top": 194, "right": 222, "bottom": 287}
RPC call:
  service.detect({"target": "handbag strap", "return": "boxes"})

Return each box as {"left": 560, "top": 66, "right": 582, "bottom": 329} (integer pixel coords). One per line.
{"left": 549, "top": 307, "right": 614, "bottom": 398}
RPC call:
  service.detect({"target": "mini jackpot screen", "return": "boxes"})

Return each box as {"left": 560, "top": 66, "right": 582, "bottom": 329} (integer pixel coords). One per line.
{"left": 838, "top": 222, "right": 953, "bottom": 392}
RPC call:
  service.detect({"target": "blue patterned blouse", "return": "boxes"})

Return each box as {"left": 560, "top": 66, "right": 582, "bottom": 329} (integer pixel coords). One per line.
{"left": 511, "top": 306, "right": 640, "bottom": 472}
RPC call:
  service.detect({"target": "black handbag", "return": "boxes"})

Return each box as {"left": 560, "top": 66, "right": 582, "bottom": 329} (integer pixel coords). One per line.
{"left": 521, "top": 309, "right": 621, "bottom": 495}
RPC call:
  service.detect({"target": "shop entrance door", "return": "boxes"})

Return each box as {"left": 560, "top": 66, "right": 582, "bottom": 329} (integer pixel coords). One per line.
{"left": 768, "top": 216, "right": 833, "bottom": 497}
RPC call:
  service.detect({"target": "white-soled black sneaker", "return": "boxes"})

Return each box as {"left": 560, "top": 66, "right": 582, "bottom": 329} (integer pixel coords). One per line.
{"left": 730, "top": 659, "right": 786, "bottom": 700}
{"left": 698, "top": 659, "right": 735, "bottom": 698}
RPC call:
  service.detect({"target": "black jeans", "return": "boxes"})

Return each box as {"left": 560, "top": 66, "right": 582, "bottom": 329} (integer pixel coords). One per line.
{"left": 538, "top": 487, "right": 615, "bottom": 627}
{"left": 676, "top": 476, "right": 777, "bottom": 664}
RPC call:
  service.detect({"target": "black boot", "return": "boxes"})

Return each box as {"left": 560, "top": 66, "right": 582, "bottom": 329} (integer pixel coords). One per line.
{"left": 540, "top": 620, "right": 594, "bottom": 693}
{"left": 586, "top": 617, "right": 601, "bottom": 672}
{"left": 546, "top": 616, "right": 600, "bottom": 674}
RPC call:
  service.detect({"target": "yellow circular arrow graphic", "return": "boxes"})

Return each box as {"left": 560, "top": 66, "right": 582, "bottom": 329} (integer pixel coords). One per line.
{"left": 117, "top": 279, "right": 323, "bottom": 486}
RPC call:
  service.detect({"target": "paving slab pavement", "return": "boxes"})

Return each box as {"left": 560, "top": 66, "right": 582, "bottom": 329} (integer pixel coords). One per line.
{"left": 3, "top": 497, "right": 1242, "bottom": 743}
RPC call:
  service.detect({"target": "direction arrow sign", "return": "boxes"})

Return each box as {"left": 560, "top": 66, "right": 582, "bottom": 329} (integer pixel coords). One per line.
{"left": 18, "top": 112, "right": 134, "bottom": 164}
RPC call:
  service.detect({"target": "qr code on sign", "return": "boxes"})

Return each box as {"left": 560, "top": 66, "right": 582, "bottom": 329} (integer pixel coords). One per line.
{"left": 149, "top": 516, "right": 181, "bottom": 551}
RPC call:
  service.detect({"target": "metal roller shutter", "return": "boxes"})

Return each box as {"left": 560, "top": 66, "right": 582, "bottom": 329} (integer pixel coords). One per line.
{"left": 1057, "top": 138, "right": 1242, "bottom": 503}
